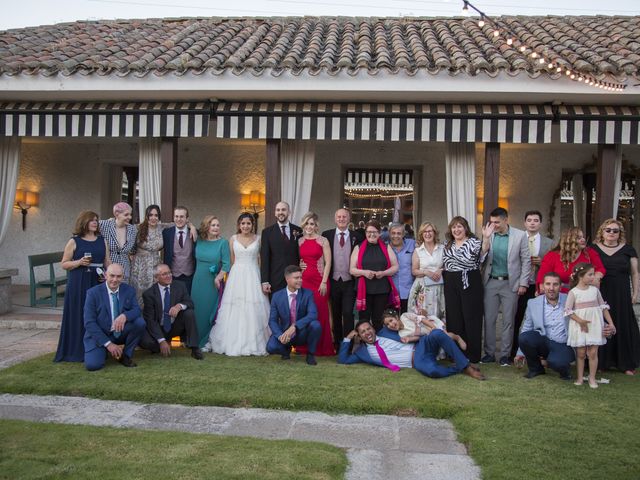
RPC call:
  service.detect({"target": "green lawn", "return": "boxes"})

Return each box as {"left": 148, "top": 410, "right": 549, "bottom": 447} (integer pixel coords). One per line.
{"left": 0, "top": 419, "right": 346, "bottom": 480}
{"left": 1, "top": 350, "right": 638, "bottom": 480}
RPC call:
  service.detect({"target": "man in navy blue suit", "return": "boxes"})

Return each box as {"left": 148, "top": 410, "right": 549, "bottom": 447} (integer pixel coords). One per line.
{"left": 83, "top": 263, "right": 146, "bottom": 371}
{"left": 338, "top": 321, "right": 486, "bottom": 380}
{"left": 267, "top": 265, "right": 321, "bottom": 366}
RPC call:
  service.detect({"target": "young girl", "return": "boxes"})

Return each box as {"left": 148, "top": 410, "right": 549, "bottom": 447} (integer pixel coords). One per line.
{"left": 565, "top": 263, "right": 615, "bottom": 388}
{"left": 382, "top": 310, "right": 467, "bottom": 351}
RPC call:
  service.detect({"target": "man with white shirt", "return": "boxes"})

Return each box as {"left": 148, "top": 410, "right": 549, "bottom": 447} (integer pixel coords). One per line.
{"left": 83, "top": 263, "right": 146, "bottom": 371}
{"left": 260, "top": 201, "right": 302, "bottom": 295}
{"left": 338, "top": 321, "right": 485, "bottom": 380}
{"left": 162, "top": 206, "right": 196, "bottom": 293}
{"left": 511, "top": 210, "right": 555, "bottom": 362}
{"left": 322, "top": 208, "right": 364, "bottom": 351}
{"left": 139, "top": 264, "right": 203, "bottom": 360}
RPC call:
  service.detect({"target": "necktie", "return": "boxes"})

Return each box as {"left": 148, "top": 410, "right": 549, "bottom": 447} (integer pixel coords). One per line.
{"left": 281, "top": 225, "right": 288, "bottom": 240}
{"left": 178, "top": 230, "right": 184, "bottom": 248}
{"left": 289, "top": 292, "right": 297, "bottom": 339}
{"left": 374, "top": 340, "right": 401, "bottom": 372}
{"left": 163, "top": 286, "right": 172, "bottom": 332}
{"left": 111, "top": 292, "right": 121, "bottom": 338}
{"left": 339, "top": 232, "right": 345, "bottom": 247}
{"left": 528, "top": 235, "right": 536, "bottom": 256}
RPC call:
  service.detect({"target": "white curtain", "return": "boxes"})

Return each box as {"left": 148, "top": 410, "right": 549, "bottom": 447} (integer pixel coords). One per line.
{"left": 138, "top": 138, "right": 162, "bottom": 219}
{"left": 445, "top": 142, "right": 476, "bottom": 232}
{"left": 0, "top": 137, "right": 21, "bottom": 247}
{"left": 572, "top": 174, "right": 586, "bottom": 231}
{"left": 612, "top": 145, "right": 622, "bottom": 218}
{"left": 280, "top": 140, "right": 315, "bottom": 225}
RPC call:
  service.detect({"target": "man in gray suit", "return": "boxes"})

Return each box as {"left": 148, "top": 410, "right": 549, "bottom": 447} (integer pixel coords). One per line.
{"left": 511, "top": 210, "right": 555, "bottom": 362}
{"left": 480, "top": 207, "right": 531, "bottom": 366}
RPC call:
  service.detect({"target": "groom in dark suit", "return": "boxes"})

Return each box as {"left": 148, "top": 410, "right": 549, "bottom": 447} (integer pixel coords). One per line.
{"left": 139, "top": 264, "right": 203, "bottom": 360}
{"left": 83, "top": 263, "right": 146, "bottom": 371}
{"left": 267, "top": 265, "right": 321, "bottom": 365}
{"left": 260, "top": 201, "right": 302, "bottom": 295}
{"left": 322, "top": 208, "right": 364, "bottom": 351}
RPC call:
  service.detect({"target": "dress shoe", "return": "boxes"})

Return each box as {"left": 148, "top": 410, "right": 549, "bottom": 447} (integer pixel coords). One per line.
{"left": 191, "top": 347, "right": 203, "bottom": 360}
{"left": 306, "top": 353, "right": 317, "bottom": 366}
{"left": 524, "top": 369, "right": 545, "bottom": 379}
{"left": 281, "top": 350, "right": 291, "bottom": 360}
{"left": 559, "top": 372, "right": 572, "bottom": 381}
{"left": 119, "top": 355, "right": 137, "bottom": 368}
{"left": 480, "top": 354, "right": 495, "bottom": 364}
{"left": 463, "top": 365, "right": 486, "bottom": 380}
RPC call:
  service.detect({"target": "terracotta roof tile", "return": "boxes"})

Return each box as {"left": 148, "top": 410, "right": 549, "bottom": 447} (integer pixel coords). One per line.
{"left": 0, "top": 16, "right": 638, "bottom": 81}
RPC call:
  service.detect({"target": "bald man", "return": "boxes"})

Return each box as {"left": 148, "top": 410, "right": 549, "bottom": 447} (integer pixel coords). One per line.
{"left": 322, "top": 208, "right": 364, "bottom": 351}
{"left": 83, "top": 263, "right": 146, "bottom": 371}
{"left": 260, "top": 201, "right": 302, "bottom": 295}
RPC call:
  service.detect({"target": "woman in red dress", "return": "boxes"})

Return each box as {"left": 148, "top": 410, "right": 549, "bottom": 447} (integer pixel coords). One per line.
{"left": 297, "top": 212, "right": 335, "bottom": 355}
{"left": 537, "top": 227, "right": 606, "bottom": 293}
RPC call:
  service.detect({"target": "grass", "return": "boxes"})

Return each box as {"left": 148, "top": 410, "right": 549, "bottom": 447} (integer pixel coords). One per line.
{"left": 0, "top": 419, "right": 347, "bottom": 480}
{"left": 1, "top": 349, "right": 639, "bottom": 479}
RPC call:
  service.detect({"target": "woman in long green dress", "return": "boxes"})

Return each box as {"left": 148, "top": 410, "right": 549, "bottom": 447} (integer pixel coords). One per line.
{"left": 192, "top": 215, "right": 230, "bottom": 349}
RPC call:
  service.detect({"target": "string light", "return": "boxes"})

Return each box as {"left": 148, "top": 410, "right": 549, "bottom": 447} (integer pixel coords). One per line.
{"left": 460, "top": 0, "right": 626, "bottom": 92}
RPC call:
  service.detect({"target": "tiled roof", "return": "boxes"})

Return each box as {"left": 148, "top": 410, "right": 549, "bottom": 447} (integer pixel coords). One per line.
{"left": 0, "top": 16, "right": 638, "bottom": 81}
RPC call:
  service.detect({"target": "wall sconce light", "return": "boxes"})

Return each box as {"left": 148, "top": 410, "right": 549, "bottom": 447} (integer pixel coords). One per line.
{"left": 14, "top": 189, "right": 39, "bottom": 231}
{"left": 240, "top": 190, "right": 266, "bottom": 221}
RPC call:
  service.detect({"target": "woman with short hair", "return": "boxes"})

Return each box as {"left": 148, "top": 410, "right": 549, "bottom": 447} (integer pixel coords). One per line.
{"left": 99, "top": 202, "right": 137, "bottom": 282}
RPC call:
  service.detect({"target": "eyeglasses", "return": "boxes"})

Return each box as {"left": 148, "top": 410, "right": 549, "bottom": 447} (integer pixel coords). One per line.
{"left": 604, "top": 228, "right": 620, "bottom": 234}
{"left": 365, "top": 231, "right": 380, "bottom": 235}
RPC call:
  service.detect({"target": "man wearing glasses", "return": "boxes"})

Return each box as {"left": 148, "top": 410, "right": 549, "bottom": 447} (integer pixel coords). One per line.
{"left": 139, "top": 264, "right": 203, "bottom": 360}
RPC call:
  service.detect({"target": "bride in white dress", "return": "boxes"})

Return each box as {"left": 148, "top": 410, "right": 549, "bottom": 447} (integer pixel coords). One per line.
{"left": 208, "top": 212, "right": 270, "bottom": 356}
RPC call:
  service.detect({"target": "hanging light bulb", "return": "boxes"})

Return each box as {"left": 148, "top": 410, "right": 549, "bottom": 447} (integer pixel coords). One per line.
{"left": 556, "top": 66, "right": 562, "bottom": 73}
{"left": 507, "top": 38, "right": 513, "bottom": 45}
{"left": 520, "top": 46, "right": 526, "bottom": 52}
{"left": 462, "top": 1, "right": 470, "bottom": 15}
{"left": 478, "top": 19, "right": 485, "bottom": 27}
{"left": 548, "top": 62, "right": 554, "bottom": 69}
{"left": 493, "top": 29, "right": 499, "bottom": 37}
{"left": 570, "top": 74, "right": 575, "bottom": 79}
{"left": 578, "top": 76, "right": 583, "bottom": 82}
{"left": 539, "top": 58, "right": 545, "bottom": 64}
{"left": 565, "top": 69, "right": 571, "bottom": 76}
{"left": 531, "top": 52, "right": 538, "bottom": 58}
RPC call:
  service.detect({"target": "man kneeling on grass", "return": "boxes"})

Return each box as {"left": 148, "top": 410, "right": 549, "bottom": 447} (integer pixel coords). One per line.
{"left": 338, "top": 320, "right": 485, "bottom": 380}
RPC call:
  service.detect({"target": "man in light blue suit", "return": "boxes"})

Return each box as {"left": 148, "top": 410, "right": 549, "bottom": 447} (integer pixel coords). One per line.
{"left": 267, "top": 265, "right": 321, "bottom": 366}
{"left": 338, "top": 321, "right": 485, "bottom": 380}
{"left": 83, "top": 263, "right": 146, "bottom": 371}
{"left": 518, "top": 271, "right": 574, "bottom": 380}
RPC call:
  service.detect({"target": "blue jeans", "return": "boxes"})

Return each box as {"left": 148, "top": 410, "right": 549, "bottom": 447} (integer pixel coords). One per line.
{"left": 413, "top": 329, "right": 470, "bottom": 378}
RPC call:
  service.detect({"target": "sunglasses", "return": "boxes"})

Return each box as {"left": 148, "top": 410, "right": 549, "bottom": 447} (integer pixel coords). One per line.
{"left": 604, "top": 228, "right": 621, "bottom": 234}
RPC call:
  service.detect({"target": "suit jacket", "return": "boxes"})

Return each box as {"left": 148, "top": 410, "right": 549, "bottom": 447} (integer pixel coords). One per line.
{"left": 321, "top": 228, "right": 364, "bottom": 280}
{"left": 142, "top": 281, "right": 194, "bottom": 342}
{"left": 268, "top": 287, "right": 317, "bottom": 338}
{"left": 520, "top": 293, "right": 569, "bottom": 338}
{"left": 529, "top": 234, "right": 555, "bottom": 284}
{"left": 337, "top": 328, "right": 399, "bottom": 366}
{"left": 162, "top": 226, "right": 196, "bottom": 271}
{"left": 260, "top": 222, "right": 302, "bottom": 290}
{"left": 482, "top": 225, "right": 532, "bottom": 292}
{"left": 83, "top": 282, "right": 141, "bottom": 352}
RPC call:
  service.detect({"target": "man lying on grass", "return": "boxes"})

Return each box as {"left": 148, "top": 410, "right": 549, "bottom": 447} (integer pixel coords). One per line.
{"left": 338, "top": 319, "right": 485, "bottom": 380}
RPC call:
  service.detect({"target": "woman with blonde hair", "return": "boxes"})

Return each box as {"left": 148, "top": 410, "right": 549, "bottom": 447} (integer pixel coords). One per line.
{"left": 99, "top": 202, "right": 137, "bottom": 282}
{"left": 297, "top": 212, "right": 334, "bottom": 355}
{"left": 191, "top": 215, "right": 231, "bottom": 348}
{"left": 55, "top": 211, "right": 109, "bottom": 362}
{"left": 536, "top": 227, "right": 606, "bottom": 293}
{"left": 409, "top": 221, "right": 445, "bottom": 320}
{"left": 592, "top": 218, "right": 639, "bottom": 374}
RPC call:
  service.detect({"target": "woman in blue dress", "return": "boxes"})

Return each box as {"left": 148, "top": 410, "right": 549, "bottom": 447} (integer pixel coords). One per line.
{"left": 192, "top": 215, "right": 231, "bottom": 349}
{"left": 54, "top": 211, "right": 109, "bottom": 362}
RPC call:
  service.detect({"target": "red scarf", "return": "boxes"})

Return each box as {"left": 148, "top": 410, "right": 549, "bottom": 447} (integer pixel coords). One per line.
{"left": 355, "top": 240, "right": 401, "bottom": 311}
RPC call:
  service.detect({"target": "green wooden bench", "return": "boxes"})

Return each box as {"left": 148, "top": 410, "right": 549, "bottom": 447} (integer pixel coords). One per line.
{"left": 28, "top": 251, "right": 67, "bottom": 307}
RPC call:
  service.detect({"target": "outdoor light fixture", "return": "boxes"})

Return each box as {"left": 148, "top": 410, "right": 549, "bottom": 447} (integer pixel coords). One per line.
{"left": 14, "top": 189, "right": 40, "bottom": 231}
{"left": 240, "top": 190, "right": 266, "bottom": 220}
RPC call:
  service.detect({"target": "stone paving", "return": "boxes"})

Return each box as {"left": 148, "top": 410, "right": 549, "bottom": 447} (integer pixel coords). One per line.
{"left": 0, "top": 323, "right": 480, "bottom": 480}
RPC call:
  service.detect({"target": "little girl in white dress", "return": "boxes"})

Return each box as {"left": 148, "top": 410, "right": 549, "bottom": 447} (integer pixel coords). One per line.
{"left": 565, "top": 262, "right": 615, "bottom": 389}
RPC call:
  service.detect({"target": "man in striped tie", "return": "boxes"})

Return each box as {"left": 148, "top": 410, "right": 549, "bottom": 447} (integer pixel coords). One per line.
{"left": 338, "top": 321, "right": 485, "bottom": 380}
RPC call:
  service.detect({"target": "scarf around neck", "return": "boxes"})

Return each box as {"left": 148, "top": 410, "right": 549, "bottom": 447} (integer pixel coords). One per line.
{"left": 355, "top": 239, "right": 401, "bottom": 311}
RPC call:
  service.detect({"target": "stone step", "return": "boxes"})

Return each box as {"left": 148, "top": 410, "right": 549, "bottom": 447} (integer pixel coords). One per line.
{"left": 0, "top": 313, "right": 61, "bottom": 330}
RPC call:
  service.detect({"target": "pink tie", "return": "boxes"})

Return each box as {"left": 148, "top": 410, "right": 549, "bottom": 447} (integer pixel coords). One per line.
{"left": 374, "top": 340, "right": 400, "bottom": 372}
{"left": 289, "top": 293, "right": 297, "bottom": 338}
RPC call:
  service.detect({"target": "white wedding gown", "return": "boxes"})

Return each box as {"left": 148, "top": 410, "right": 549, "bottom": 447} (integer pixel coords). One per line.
{"left": 209, "top": 236, "right": 270, "bottom": 356}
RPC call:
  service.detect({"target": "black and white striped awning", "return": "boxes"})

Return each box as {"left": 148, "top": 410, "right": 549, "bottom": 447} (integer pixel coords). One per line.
{"left": 0, "top": 102, "right": 210, "bottom": 137}
{"left": 559, "top": 106, "right": 640, "bottom": 144}
{"left": 215, "top": 103, "right": 553, "bottom": 143}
